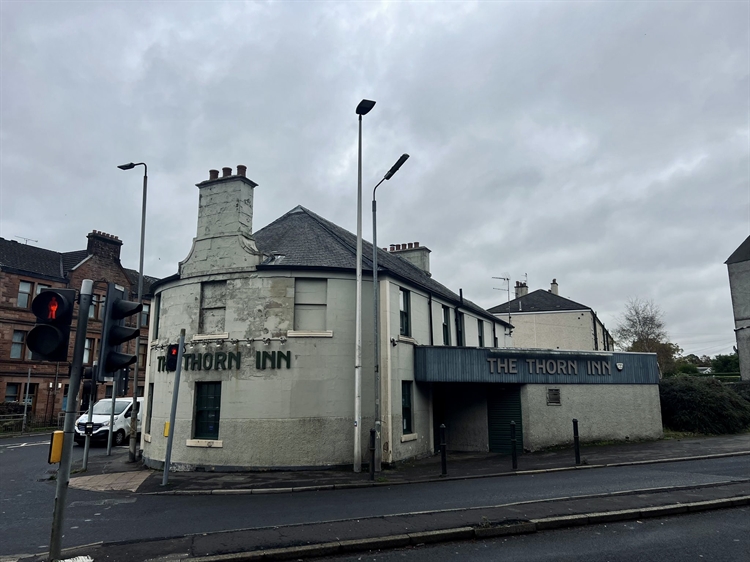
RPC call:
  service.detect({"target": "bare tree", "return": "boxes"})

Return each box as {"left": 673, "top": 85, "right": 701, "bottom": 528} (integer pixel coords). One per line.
{"left": 614, "top": 297, "right": 667, "bottom": 352}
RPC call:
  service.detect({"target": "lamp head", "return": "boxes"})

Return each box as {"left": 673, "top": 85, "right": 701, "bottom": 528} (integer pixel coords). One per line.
{"left": 384, "top": 154, "right": 410, "bottom": 180}
{"left": 356, "top": 99, "right": 376, "bottom": 116}
{"left": 117, "top": 163, "right": 136, "bottom": 170}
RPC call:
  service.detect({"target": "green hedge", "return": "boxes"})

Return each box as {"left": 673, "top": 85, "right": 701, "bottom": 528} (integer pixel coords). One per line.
{"left": 659, "top": 376, "right": 750, "bottom": 434}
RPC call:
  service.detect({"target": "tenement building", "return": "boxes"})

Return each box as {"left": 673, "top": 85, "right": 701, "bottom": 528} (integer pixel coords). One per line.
{"left": 0, "top": 231, "right": 157, "bottom": 424}
{"left": 142, "top": 166, "right": 662, "bottom": 471}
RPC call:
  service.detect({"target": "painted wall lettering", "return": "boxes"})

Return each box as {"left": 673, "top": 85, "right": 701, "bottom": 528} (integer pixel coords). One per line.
{"left": 156, "top": 351, "right": 242, "bottom": 372}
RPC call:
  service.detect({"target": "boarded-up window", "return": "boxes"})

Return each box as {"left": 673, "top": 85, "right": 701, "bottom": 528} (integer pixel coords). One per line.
{"left": 294, "top": 279, "right": 327, "bottom": 331}
{"left": 547, "top": 388, "right": 561, "bottom": 406}
{"left": 200, "top": 281, "right": 226, "bottom": 334}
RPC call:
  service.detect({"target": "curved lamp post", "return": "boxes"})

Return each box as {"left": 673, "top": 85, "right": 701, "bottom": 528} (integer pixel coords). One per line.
{"left": 372, "top": 153, "right": 409, "bottom": 472}
{"left": 117, "top": 161, "right": 147, "bottom": 463}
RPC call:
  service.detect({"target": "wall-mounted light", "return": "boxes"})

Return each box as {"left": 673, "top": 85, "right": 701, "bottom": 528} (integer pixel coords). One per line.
{"left": 391, "top": 338, "right": 398, "bottom": 347}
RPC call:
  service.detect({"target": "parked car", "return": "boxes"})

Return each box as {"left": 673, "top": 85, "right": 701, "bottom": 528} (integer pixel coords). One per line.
{"left": 74, "top": 397, "right": 143, "bottom": 446}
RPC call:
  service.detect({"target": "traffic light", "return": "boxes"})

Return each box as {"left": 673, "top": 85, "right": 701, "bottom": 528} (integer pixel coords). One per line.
{"left": 27, "top": 289, "right": 77, "bottom": 362}
{"left": 81, "top": 366, "right": 96, "bottom": 412}
{"left": 97, "top": 282, "right": 142, "bottom": 377}
{"left": 166, "top": 344, "right": 180, "bottom": 371}
{"left": 117, "top": 369, "right": 129, "bottom": 396}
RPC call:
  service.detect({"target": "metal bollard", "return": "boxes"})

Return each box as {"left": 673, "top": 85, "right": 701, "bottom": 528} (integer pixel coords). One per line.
{"left": 369, "top": 428, "right": 376, "bottom": 481}
{"left": 510, "top": 421, "right": 518, "bottom": 470}
{"left": 440, "top": 424, "right": 447, "bottom": 476}
{"left": 573, "top": 418, "right": 581, "bottom": 466}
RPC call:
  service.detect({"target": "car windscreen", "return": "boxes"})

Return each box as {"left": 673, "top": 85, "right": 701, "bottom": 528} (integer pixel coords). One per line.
{"left": 91, "top": 401, "right": 129, "bottom": 416}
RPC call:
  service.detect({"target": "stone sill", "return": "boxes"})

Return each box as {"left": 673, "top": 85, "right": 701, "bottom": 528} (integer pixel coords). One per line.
{"left": 401, "top": 433, "right": 418, "bottom": 443}
{"left": 398, "top": 335, "right": 418, "bottom": 345}
{"left": 287, "top": 330, "right": 333, "bottom": 338}
{"left": 186, "top": 439, "right": 223, "bottom": 448}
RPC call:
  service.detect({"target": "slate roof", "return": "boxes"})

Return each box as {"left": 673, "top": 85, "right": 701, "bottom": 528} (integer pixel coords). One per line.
{"left": 0, "top": 237, "right": 158, "bottom": 295}
{"left": 726, "top": 235, "right": 750, "bottom": 265}
{"left": 488, "top": 289, "right": 590, "bottom": 315}
{"left": 253, "top": 206, "right": 507, "bottom": 325}
{"left": 0, "top": 238, "right": 65, "bottom": 280}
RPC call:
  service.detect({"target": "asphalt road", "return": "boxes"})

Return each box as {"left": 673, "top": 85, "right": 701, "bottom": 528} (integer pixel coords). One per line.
{"left": 311, "top": 506, "right": 750, "bottom": 562}
{"left": 2, "top": 434, "right": 749, "bottom": 558}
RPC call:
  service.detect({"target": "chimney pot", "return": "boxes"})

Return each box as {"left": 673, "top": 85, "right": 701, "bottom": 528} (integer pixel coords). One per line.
{"left": 408, "top": 243, "right": 413, "bottom": 249}
{"left": 222, "top": 167, "right": 232, "bottom": 178}
{"left": 390, "top": 245, "right": 395, "bottom": 251}
{"left": 209, "top": 169, "right": 219, "bottom": 180}
{"left": 414, "top": 242, "right": 419, "bottom": 248}
{"left": 237, "top": 165, "right": 247, "bottom": 177}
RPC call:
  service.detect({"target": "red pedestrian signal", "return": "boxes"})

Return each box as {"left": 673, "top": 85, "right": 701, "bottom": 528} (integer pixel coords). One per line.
{"left": 166, "top": 344, "right": 180, "bottom": 371}
{"left": 27, "top": 289, "right": 76, "bottom": 362}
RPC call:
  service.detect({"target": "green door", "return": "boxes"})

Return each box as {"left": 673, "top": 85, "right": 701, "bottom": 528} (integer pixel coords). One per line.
{"left": 488, "top": 385, "right": 523, "bottom": 454}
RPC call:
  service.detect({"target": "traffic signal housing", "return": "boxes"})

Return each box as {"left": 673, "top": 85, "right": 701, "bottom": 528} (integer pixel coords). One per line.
{"left": 27, "top": 289, "right": 77, "bottom": 362}
{"left": 166, "top": 344, "right": 180, "bottom": 371}
{"left": 97, "top": 283, "right": 142, "bottom": 379}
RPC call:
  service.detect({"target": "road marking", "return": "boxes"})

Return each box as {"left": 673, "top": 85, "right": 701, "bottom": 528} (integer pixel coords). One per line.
{"left": 1, "top": 442, "right": 48, "bottom": 449}
{"left": 69, "top": 498, "right": 137, "bottom": 508}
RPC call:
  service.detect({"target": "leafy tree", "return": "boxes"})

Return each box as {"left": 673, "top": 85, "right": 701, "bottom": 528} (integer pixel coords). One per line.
{"left": 711, "top": 353, "right": 740, "bottom": 374}
{"left": 614, "top": 298, "right": 667, "bottom": 352}
{"left": 615, "top": 298, "right": 680, "bottom": 374}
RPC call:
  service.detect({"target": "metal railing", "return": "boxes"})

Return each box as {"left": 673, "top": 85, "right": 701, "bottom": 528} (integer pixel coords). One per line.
{"left": 0, "top": 414, "right": 61, "bottom": 435}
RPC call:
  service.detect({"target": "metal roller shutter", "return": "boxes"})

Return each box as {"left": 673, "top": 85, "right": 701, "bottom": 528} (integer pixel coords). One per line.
{"left": 488, "top": 384, "right": 523, "bottom": 454}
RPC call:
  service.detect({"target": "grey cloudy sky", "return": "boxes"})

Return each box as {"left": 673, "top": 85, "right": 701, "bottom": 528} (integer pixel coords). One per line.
{"left": 1, "top": 1, "right": 748, "bottom": 358}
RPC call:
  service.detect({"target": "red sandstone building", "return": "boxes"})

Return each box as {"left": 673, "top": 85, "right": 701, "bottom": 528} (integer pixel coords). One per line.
{"left": 0, "top": 231, "right": 157, "bottom": 425}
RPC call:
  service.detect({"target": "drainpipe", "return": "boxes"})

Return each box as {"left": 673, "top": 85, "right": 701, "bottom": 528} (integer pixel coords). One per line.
{"left": 428, "top": 294, "right": 434, "bottom": 346}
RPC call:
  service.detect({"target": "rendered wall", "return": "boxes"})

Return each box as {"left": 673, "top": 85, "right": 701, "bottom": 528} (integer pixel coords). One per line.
{"left": 144, "top": 271, "right": 378, "bottom": 470}
{"left": 728, "top": 260, "right": 750, "bottom": 381}
{"left": 519, "top": 384, "right": 663, "bottom": 451}
{"left": 510, "top": 310, "right": 595, "bottom": 351}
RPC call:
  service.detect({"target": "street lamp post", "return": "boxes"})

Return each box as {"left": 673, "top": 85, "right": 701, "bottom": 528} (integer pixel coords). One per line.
{"left": 372, "top": 154, "right": 409, "bottom": 472}
{"left": 117, "top": 161, "right": 147, "bottom": 463}
{"left": 354, "top": 99, "right": 375, "bottom": 473}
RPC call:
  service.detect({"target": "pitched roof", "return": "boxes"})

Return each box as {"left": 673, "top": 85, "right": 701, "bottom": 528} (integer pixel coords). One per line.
{"left": 253, "top": 206, "right": 507, "bottom": 325}
{"left": 726, "top": 236, "right": 750, "bottom": 265}
{"left": 0, "top": 237, "right": 158, "bottom": 295}
{"left": 488, "top": 289, "right": 590, "bottom": 314}
{"left": 0, "top": 238, "right": 65, "bottom": 280}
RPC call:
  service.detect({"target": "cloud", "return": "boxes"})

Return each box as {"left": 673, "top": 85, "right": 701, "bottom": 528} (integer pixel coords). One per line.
{"left": 1, "top": 1, "right": 747, "bottom": 356}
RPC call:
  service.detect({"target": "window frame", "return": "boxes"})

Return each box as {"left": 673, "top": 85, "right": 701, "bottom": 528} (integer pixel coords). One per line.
{"left": 11, "top": 330, "right": 31, "bottom": 360}
{"left": 83, "top": 338, "right": 95, "bottom": 365}
{"left": 194, "top": 381, "right": 222, "bottom": 440}
{"left": 138, "top": 343, "right": 148, "bottom": 369}
{"left": 293, "top": 278, "right": 328, "bottom": 331}
{"left": 456, "top": 311, "right": 465, "bottom": 346}
{"left": 16, "top": 281, "right": 33, "bottom": 308}
{"left": 442, "top": 306, "right": 451, "bottom": 345}
{"left": 5, "top": 383, "right": 20, "bottom": 402}
{"left": 477, "top": 319, "right": 484, "bottom": 348}
{"left": 399, "top": 288, "right": 411, "bottom": 337}
{"left": 402, "top": 381, "right": 413, "bottom": 435}
{"left": 141, "top": 303, "right": 150, "bottom": 329}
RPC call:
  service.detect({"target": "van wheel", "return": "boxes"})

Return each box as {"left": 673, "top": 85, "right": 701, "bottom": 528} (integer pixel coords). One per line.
{"left": 114, "top": 429, "right": 126, "bottom": 446}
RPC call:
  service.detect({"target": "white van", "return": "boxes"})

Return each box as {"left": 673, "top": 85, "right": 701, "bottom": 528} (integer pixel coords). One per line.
{"left": 74, "top": 397, "right": 143, "bottom": 446}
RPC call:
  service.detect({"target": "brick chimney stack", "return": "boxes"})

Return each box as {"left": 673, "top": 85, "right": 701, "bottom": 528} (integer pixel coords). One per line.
{"left": 87, "top": 230, "right": 122, "bottom": 262}
{"left": 515, "top": 281, "right": 528, "bottom": 299}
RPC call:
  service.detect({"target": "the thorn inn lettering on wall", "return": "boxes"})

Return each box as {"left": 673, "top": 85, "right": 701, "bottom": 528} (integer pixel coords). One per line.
{"left": 157, "top": 350, "right": 292, "bottom": 372}
{"left": 487, "top": 357, "right": 612, "bottom": 376}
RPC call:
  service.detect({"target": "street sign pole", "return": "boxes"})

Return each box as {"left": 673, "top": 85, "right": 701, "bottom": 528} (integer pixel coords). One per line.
{"left": 49, "top": 279, "right": 93, "bottom": 562}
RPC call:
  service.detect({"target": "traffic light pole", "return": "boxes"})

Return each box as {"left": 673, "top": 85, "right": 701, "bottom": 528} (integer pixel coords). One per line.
{"left": 49, "top": 279, "right": 93, "bottom": 562}
{"left": 162, "top": 329, "right": 185, "bottom": 487}
{"left": 106, "top": 374, "right": 117, "bottom": 455}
